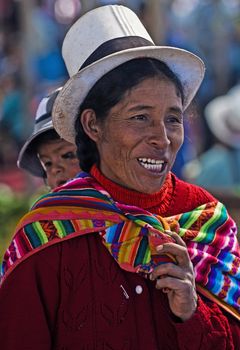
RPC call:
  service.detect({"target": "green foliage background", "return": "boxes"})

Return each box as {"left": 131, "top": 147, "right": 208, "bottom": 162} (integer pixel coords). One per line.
{"left": 0, "top": 185, "right": 46, "bottom": 262}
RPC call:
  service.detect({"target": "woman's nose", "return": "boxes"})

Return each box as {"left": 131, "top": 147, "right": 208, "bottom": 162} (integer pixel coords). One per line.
{"left": 148, "top": 124, "right": 170, "bottom": 148}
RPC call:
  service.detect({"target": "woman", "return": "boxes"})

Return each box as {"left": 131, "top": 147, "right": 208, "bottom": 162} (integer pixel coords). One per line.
{"left": 0, "top": 5, "right": 239, "bottom": 349}
{"left": 18, "top": 88, "right": 81, "bottom": 189}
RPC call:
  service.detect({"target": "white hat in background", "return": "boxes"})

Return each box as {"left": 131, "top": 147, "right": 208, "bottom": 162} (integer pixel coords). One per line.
{"left": 205, "top": 85, "right": 240, "bottom": 149}
{"left": 53, "top": 5, "right": 205, "bottom": 144}
{"left": 18, "top": 87, "right": 62, "bottom": 177}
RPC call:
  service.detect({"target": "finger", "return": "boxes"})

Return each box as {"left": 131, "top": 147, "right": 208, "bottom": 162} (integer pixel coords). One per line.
{"left": 155, "top": 275, "right": 193, "bottom": 292}
{"left": 156, "top": 243, "right": 191, "bottom": 267}
{"left": 164, "top": 230, "right": 186, "bottom": 247}
{"left": 150, "top": 263, "right": 186, "bottom": 281}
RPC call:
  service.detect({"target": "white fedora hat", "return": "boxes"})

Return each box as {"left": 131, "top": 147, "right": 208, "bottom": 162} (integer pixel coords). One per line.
{"left": 205, "top": 85, "right": 240, "bottom": 149}
{"left": 18, "top": 87, "right": 62, "bottom": 177}
{"left": 53, "top": 5, "right": 205, "bottom": 144}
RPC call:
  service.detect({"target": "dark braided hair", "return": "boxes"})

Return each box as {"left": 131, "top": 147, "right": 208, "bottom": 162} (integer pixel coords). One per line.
{"left": 75, "top": 58, "right": 184, "bottom": 172}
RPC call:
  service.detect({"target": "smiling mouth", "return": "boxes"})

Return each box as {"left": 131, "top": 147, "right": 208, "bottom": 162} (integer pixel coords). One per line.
{"left": 137, "top": 157, "right": 166, "bottom": 173}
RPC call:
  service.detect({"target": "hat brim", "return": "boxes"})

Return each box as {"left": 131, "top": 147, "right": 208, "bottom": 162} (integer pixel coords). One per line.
{"left": 53, "top": 46, "right": 205, "bottom": 144}
{"left": 205, "top": 96, "right": 240, "bottom": 149}
{"left": 17, "top": 123, "right": 53, "bottom": 177}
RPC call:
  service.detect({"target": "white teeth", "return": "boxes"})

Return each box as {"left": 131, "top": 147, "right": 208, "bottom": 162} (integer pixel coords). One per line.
{"left": 138, "top": 158, "right": 165, "bottom": 172}
{"left": 138, "top": 158, "right": 164, "bottom": 165}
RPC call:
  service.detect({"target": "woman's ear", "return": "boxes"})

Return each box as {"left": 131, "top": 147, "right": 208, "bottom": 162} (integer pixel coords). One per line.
{"left": 80, "top": 109, "right": 101, "bottom": 142}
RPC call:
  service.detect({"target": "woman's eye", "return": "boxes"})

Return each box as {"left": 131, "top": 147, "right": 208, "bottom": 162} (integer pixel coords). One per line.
{"left": 130, "top": 114, "right": 147, "bottom": 121}
{"left": 166, "top": 115, "right": 183, "bottom": 124}
{"left": 62, "top": 151, "right": 77, "bottom": 160}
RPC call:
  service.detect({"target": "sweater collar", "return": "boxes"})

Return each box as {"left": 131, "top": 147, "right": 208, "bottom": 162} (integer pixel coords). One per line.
{"left": 90, "top": 164, "right": 174, "bottom": 212}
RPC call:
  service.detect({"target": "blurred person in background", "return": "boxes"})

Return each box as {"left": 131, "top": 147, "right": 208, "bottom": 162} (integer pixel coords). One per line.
{"left": 183, "top": 84, "right": 240, "bottom": 191}
{"left": 0, "top": 72, "right": 25, "bottom": 147}
{"left": 17, "top": 87, "right": 81, "bottom": 190}
{"left": 0, "top": 72, "right": 25, "bottom": 171}
{"left": 0, "top": 5, "right": 239, "bottom": 349}
{"left": 29, "top": 0, "right": 67, "bottom": 84}
{"left": 183, "top": 0, "right": 235, "bottom": 99}
{"left": 168, "top": 0, "right": 240, "bottom": 158}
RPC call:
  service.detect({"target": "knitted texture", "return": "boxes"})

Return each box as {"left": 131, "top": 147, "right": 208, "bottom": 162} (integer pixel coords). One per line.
{"left": 90, "top": 164, "right": 216, "bottom": 215}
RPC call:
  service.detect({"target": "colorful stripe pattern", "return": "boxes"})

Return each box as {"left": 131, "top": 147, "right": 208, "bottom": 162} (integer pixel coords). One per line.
{"left": 1, "top": 172, "right": 239, "bottom": 319}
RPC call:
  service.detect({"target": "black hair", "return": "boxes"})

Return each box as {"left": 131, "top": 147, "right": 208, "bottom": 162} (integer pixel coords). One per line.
{"left": 75, "top": 58, "right": 184, "bottom": 172}
{"left": 32, "top": 129, "right": 61, "bottom": 152}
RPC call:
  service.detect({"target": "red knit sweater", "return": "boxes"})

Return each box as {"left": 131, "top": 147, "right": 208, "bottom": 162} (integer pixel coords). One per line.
{"left": 90, "top": 165, "right": 217, "bottom": 215}
{"left": 0, "top": 169, "right": 239, "bottom": 350}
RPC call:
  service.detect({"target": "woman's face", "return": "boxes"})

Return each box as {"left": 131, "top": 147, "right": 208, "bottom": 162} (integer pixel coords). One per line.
{"left": 38, "top": 139, "right": 80, "bottom": 189}
{"left": 88, "top": 76, "right": 184, "bottom": 194}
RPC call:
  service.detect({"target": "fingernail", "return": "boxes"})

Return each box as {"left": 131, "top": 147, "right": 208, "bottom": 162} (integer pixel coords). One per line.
{"left": 156, "top": 245, "right": 163, "bottom": 251}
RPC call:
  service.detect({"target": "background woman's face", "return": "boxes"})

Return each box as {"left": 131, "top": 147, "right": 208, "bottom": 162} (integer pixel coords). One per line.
{"left": 95, "top": 76, "right": 184, "bottom": 194}
{"left": 38, "top": 139, "right": 80, "bottom": 189}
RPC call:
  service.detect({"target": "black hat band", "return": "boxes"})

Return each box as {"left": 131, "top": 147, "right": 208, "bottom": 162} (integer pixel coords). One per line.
{"left": 80, "top": 36, "right": 154, "bottom": 70}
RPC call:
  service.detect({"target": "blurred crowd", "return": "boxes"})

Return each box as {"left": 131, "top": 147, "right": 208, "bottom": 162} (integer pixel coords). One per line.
{"left": 0, "top": 0, "right": 240, "bottom": 194}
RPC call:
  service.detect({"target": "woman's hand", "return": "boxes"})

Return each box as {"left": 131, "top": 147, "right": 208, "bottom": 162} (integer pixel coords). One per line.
{"left": 150, "top": 231, "right": 197, "bottom": 321}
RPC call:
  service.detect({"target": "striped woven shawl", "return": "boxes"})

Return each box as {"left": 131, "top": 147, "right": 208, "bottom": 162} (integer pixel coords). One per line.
{"left": 1, "top": 172, "right": 240, "bottom": 320}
